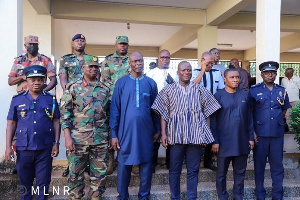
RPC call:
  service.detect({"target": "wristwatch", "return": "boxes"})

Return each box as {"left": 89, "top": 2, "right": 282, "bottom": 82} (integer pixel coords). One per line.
{"left": 53, "top": 140, "right": 60, "bottom": 145}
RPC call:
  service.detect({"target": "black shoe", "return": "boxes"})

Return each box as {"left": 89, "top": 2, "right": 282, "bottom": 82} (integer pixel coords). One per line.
{"left": 272, "top": 198, "right": 282, "bottom": 200}
{"left": 85, "top": 164, "right": 90, "bottom": 175}
{"left": 204, "top": 163, "right": 217, "bottom": 171}
{"left": 62, "top": 167, "right": 69, "bottom": 177}
{"left": 256, "top": 198, "right": 265, "bottom": 200}
{"left": 10, "top": 167, "right": 17, "bottom": 174}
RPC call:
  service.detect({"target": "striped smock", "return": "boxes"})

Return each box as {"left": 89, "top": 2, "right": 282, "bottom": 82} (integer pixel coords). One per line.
{"left": 151, "top": 81, "right": 221, "bottom": 145}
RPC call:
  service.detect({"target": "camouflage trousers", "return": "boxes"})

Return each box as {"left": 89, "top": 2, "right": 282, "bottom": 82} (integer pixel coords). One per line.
{"left": 67, "top": 143, "right": 108, "bottom": 199}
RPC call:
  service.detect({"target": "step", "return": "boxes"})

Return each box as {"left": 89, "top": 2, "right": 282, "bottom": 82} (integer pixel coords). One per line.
{"left": 3, "top": 179, "right": 299, "bottom": 200}
{"left": 0, "top": 163, "right": 296, "bottom": 194}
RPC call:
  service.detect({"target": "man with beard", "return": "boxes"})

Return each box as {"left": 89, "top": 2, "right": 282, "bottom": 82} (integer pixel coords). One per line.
{"left": 8, "top": 35, "right": 57, "bottom": 93}
{"left": 101, "top": 36, "right": 131, "bottom": 174}
{"left": 211, "top": 68, "right": 254, "bottom": 200}
{"left": 249, "top": 61, "right": 290, "bottom": 200}
{"left": 110, "top": 52, "right": 159, "bottom": 199}
{"left": 152, "top": 61, "right": 220, "bottom": 199}
{"left": 59, "top": 33, "right": 94, "bottom": 177}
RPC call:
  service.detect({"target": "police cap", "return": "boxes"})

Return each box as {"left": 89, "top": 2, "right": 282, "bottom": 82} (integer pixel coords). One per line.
{"left": 259, "top": 61, "right": 279, "bottom": 72}
{"left": 23, "top": 65, "right": 47, "bottom": 78}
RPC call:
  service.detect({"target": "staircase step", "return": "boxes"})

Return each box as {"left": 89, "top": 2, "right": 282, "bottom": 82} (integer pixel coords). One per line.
{"left": 28, "top": 179, "right": 300, "bottom": 200}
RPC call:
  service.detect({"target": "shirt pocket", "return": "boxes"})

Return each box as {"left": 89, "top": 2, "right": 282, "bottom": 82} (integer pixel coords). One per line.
{"left": 15, "top": 127, "right": 28, "bottom": 146}
{"left": 141, "top": 93, "right": 151, "bottom": 108}
{"left": 16, "top": 105, "right": 30, "bottom": 120}
{"left": 41, "top": 104, "right": 54, "bottom": 119}
{"left": 44, "top": 126, "right": 55, "bottom": 145}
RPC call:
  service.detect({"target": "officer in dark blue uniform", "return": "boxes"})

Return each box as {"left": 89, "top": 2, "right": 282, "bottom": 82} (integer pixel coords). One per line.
{"left": 5, "top": 65, "right": 61, "bottom": 200}
{"left": 248, "top": 61, "right": 290, "bottom": 200}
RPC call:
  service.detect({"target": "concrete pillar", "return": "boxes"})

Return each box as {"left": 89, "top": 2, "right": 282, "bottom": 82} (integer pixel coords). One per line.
{"left": 23, "top": 0, "right": 53, "bottom": 57}
{"left": 197, "top": 26, "right": 218, "bottom": 64}
{"left": 256, "top": 0, "right": 281, "bottom": 83}
{"left": 0, "top": 0, "right": 23, "bottom": 159}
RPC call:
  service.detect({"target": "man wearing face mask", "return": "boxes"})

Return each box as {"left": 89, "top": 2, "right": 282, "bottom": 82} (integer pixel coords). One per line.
{"left": 8, "top": 35, "right": 57, "bottom": 93}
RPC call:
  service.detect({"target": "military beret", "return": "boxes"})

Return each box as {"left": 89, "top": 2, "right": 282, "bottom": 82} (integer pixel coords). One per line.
{"left": 115, "top": 36, "right": 129, "bottom": 44}
{"left": 84, "top": 55, "right": 99, "bottom": 66}
{"left": 24, "top": 35, "right": 39, "bottom": 44}
{"left": 72, "top": 34, "right": 86, "bottom": 41}
{"left": 23, "top": 65, "right": 47, "bottom": 78}
{"left": 259, "top": 61, "right": 279, "bottom": 72}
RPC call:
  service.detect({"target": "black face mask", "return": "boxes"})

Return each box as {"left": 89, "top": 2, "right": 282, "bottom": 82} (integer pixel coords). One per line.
{"left": 26, "top": 45, "right": 39, "bottom": 55}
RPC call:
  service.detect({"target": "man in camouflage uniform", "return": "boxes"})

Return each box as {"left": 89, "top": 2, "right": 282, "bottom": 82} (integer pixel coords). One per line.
{"left": 101, "top": 35, "right": 130, "bottom": 174}
{"left": 59, "top": 34, "right": 93, "bottom": 89}
{"left": 8, "top": 35, "right": 57, "bottom": 93}
{"left": 60, "top": 56, "right": 110, "bottom": 200}
{"left": 59, "top": 34, "right": 93, "bottom": 177}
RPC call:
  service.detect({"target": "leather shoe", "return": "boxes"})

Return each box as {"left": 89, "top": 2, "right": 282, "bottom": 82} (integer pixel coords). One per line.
{"left": 272, "top": 198, "right": 282, "bottom": 200}
{"left": 204, "top": 163, "right": 217, "bottom": 171}
{"left": 10, "top": 167, "right": 17, "bottom": 174}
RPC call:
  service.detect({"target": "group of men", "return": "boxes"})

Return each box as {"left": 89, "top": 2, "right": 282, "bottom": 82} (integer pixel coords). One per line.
{"left": 4, "top": 34, "right": 291, "bottom": 200}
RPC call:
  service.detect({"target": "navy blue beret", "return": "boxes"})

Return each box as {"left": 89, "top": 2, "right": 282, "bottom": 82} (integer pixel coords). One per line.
{"left": 72, "top": 34, "right": 86, "bottom": 41}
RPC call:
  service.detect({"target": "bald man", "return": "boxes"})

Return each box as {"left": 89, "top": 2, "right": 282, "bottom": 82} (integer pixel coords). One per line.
{"left": 110, "top": 52, "right": 160, "bottom": 200}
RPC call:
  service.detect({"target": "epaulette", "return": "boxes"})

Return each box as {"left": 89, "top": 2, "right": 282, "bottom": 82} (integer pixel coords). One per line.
{"left": 275, "top": 83, "right": 284, "bottom": 89}
{"left": 40, "top": 54, "right": 51, "bottom": 59}
{"left": 62, "top": 54, "right": 75, "bottom": 58}
{"left": 12, "top": 90, "right": 26, "bottom": 98}
{"left": 99, "top": 81, "right": 109, "bottom": 90}
{"left": 105, "top": 53, "right": 113, "bottom": 59}
{"left": 14, "top": 54, "right": 25, "bottom": 60}
{"left": 43, "top": 91, "right": 55, "bottom": 96}
{"left": 251, "top": 83, "right": 262, "bottom": 88}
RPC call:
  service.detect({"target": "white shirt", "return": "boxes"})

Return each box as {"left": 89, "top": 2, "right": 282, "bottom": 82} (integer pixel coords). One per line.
{"left": 191, "top": 67, "right": 225, "bottom": 95}
{"left": 212, "top": 64, "right": 226, "bottom": 78}
{"left": 146, "top": 67, "right": 178, "bottom": 92}
{"left": 281, "top": 75, "right": 300, "bottom": 102}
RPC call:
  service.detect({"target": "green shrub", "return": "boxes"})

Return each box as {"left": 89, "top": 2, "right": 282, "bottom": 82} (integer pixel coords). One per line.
{"left": 289, "top": 102, "right": 300, "bottom": 150}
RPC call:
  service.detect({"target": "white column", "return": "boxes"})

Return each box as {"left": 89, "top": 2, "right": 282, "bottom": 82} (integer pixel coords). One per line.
{"left": 256, "top": 0, "right": 281, "bottom": 83}
{"left": 0, "top": 0, "right": 23, "bottom": 159}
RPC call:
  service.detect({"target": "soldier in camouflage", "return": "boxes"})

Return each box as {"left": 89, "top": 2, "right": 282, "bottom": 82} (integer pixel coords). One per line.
{"left": 59, "top": 34, "right": 94, "bottom": 90}
{"left": 59, "top": 34, "right": 94, "bottom": 177}
{"left": 8, "top": 35, "right": 57, "bottom": 93}
{"left": 60, "top": 56, "right": 110, "bottom": 200}
{"left": 100, "top": 35, "right": 130, "bottom": 174}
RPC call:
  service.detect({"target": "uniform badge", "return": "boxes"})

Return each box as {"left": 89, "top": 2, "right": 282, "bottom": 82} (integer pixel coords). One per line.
{"left": 279, "top": 91, "right": 282, "bottom": 97}
{"left": 20, "top": 110, "right": 26, "bottom": 118}
{"left": 93, "top": 57, "right": 98, "bottom": 62}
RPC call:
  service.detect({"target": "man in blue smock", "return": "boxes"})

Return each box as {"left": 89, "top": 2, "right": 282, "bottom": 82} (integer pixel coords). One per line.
{"left": 110, "top": 51, "right": 160, "bottom": 200}
{"left": 248, "top": 61, "right": 290, "bottom": 200}
{"left": 211, "top": 68, "right": 254, "bottom": 200}
{"left": 5, "top": 65, "right": 61, "bottom": 200}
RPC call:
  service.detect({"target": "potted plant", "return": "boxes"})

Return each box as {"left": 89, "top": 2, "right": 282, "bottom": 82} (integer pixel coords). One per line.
{"left": 289, "top": 102, "right": 300, "bottom": 150}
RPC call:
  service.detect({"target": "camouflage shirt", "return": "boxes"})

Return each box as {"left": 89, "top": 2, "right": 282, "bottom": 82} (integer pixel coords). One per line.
{"left": 100, "top": 51, "right": 130, "bottom": 97}
{"left": 59, "top": 53, "right": 93, "bottom": 83}
{"left": 9, "top": 53, "right": 56, "bottom": 92}
{"left": 60, "top": 77, "right": 110, "bottom": 145}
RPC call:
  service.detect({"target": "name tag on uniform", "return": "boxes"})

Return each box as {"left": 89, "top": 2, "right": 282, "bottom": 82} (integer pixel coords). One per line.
{"left": 257, "top": 93, "right": 263, "bottom": 96}
{"left": 18, "top": 104, "right": 26, "bottom": 107}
